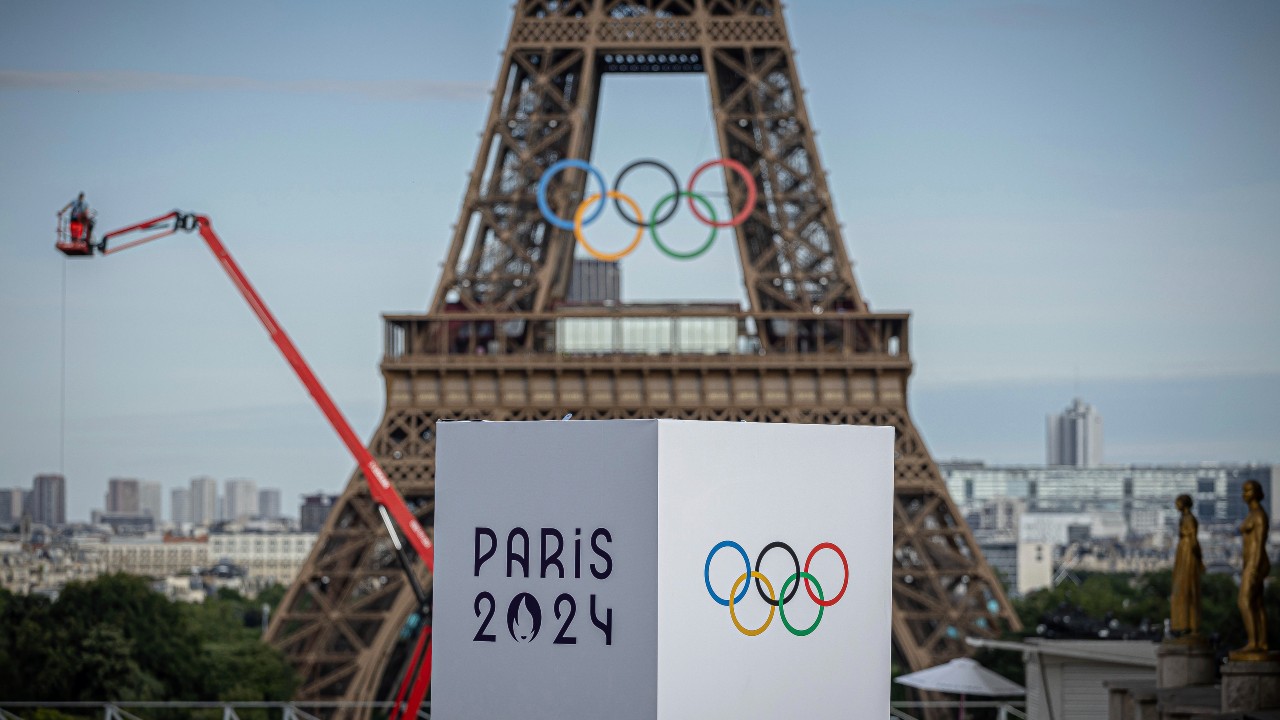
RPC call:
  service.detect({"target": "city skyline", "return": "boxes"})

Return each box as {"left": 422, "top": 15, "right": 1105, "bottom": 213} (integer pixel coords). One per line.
{"left": 9, "top": 390, "right": 1273, "bottom": 524}
{"left": 0, "top": 473, "right": 293, "bottom": 525}
{"left": 2, "top": 1, "right": 1278, "bottom": 520}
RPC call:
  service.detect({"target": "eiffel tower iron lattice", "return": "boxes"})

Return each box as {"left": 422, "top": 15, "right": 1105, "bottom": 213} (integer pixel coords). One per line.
{"left": 266, "top": 1, "right": 1020, "bottom": 714}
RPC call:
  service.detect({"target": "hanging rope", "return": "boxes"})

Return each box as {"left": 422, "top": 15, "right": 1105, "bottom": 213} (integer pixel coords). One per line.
{"left": 59, "top": 256, "right": 67, "bottom": 474}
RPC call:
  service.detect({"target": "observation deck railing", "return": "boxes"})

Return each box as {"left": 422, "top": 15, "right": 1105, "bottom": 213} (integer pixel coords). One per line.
{"left": 383, "top": 309, "right": 909, "bottom": 363}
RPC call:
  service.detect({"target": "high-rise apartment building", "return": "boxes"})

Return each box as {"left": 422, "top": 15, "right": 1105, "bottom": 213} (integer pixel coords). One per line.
{"left": 258, "top": 488, "right": 282, "bottom": 520}
{"left": 0, "top": 488, "right": 26, "bottom": 525}
{"left": 1046, "top": 397, "right": 1103, "bottom": 467}
{"left": 0, "top": 488, "right": 25, "bottom": 524}
{"left": 140, "top": 481, "right": 163, "bottom": 521}
{"left": 224, "top": 478, "right": 258, "bottom": 521}
{"left": 31, "top": 474, "right": 66, "bottom": 526}
{"left": 106, "top": 478, "right": 141, "bottom": 514}
{"left": 171, "top": 488, "right": 191, "bottom": 525}
{"left": 300, "top": 493, "right": 338, "bottom": 532}
{"left": 190, "top": 476, "right": 217, "bottom": 526}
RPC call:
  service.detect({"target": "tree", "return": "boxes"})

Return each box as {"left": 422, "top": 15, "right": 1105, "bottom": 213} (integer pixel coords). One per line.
{"left": 74, "top": 625, "right": 163, "bottom": 701}
{"left": 1012, "top": 568, "right": 1280, "bottom": 654}
{"left": 183, "top": 587, "right": 298, "bottom": 700}
{"left": 50, "top": 573, "right": 207, "bottom": 699}
{"left": 0, "top": 574, "right": 296, "bottom": 702}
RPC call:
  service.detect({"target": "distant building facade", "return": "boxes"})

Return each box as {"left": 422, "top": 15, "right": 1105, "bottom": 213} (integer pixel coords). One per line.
{"left": 190, "top": 477, "right": 217, "bottom": 526}
{"left": 139, "top": 481, "right": 162, "bottom": 521}
{"left": 207, "top": 532, "right": 316, "bottom": 585}
{"left": 225, "top": 479, "right": 258, "bottom": 521}
{"left": 91, "top": 511, "right": 156, "bottom": 536}
{"left": 258, "top": 488, "right": 282, "bottom": 520}
{"left": 942, "top": 462, "right": 1274, "bottom": 532}
{"left": 2, "top": 530, "right": 315, "bottom": 596}
{"left": 945, "top": 461, "right": 1276, "bottom": 595}
{"left": 101, "top": 538, "right": 207, "bottom": 577}
{"left": 300, "top": 494, "right": 338, "bottom": 532}
{"left": 1016, "top": 540, "right": 1054, "bottom": 595}
{"left": 106, "top": 478, "right": 141, "bottom": 514}
{"left": 0, "top": 488, "right": 26, "bottom": 525}
{"left": 171, "top": 488, "right": 191, "bottom": 525}
{"left": 1046, "top": 397, "right": 1103, "bottom": 467}
{"left": 31, "top": 474, "right": 66, "bottom": 527}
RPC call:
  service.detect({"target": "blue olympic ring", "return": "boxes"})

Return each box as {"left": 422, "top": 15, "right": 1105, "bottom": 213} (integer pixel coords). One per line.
{"left": 704, "top": 540, "right": 751, "bottom": 607}
{"left": 537, "top": 159, "right": 608, "bottom": 231}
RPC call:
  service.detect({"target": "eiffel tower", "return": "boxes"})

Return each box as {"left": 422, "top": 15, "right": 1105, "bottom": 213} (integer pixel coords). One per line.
{"left": 267, "top": 0, "right": 1020, "bottom": 713}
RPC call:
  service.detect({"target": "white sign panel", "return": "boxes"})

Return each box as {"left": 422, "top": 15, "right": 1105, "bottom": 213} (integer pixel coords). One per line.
{"left": 433, "top": 420, "right": 892, "bottom": 719}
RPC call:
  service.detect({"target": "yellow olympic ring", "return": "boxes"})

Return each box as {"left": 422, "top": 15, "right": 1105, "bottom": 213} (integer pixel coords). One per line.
{"left": 573, "top": 191, "right": 645, "bottom": 262}
{"left": 729, "top": 571, "right": 776, "bottom": 637}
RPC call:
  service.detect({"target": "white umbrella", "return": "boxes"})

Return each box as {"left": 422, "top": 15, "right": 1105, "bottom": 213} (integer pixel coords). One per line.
{"left": 895, "top": 657, "right": 1025, "bottom": 719}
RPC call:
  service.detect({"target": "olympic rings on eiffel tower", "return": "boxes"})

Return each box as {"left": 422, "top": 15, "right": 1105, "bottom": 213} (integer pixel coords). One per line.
{"left": 536, "top": 158, "right": 758, "bottom": 262}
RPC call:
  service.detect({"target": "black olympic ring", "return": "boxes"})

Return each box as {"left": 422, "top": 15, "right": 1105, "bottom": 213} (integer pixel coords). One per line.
{"left": 611, "top": 159, "right": 681, "bottom": 228}
{"left": 754, "top": 541, "right": 800, "bottom": 606}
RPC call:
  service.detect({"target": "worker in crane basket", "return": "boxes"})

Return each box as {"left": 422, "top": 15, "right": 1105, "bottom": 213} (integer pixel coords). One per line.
{"left": 60, "top": 192, "right": 94, "bottom": 244}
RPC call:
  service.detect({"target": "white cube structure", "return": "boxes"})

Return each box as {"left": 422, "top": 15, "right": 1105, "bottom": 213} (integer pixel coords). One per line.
{"left": 432, "top": 419, "right": 893, "bottom": 719}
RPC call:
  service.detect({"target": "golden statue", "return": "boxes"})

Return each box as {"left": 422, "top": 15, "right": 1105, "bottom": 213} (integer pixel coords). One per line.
{"left": 1229, "top": 480, "right": 1273, "bottom": 662}
{"left": 1169, "top": 494, "right": 1205, "bottom": 642}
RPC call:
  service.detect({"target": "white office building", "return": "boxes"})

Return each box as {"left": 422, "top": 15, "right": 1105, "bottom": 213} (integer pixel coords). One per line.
{"left": 942, "top": 462, "right": 1274, "bottom": 532}
{"left": 224, "top": 478, "right": 258, "bottom": 522}
{"left": 1046, "top": 397, "right": 1103, "bottom": 467}
{"left": 207, "top": 532, "right": 317, "bottom": 585}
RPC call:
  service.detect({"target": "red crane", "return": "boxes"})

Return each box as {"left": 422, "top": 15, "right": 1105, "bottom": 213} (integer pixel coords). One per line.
{"left": 58, "top": 211, "right": 434, "bottom": 718}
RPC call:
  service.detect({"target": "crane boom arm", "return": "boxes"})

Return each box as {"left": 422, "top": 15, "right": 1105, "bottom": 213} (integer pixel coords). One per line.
{"left": 192, "top": 215, "right": 435, "bottom": 569}
{"left": 92, "top": 211, "right": 434, "bottom": 570}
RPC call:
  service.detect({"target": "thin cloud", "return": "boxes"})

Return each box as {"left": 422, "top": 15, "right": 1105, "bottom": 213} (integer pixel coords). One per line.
{"left": 0, "top": 69, "right": 488, "bottom": 101}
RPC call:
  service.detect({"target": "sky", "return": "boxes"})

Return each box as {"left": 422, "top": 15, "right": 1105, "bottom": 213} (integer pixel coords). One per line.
{"left": 1, "top": 1, "right": 1277, "bottom": 522}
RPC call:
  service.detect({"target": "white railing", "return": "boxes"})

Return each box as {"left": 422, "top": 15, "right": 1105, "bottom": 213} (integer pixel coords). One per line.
{"left": 1, "top": 699, "right": 1027, "bottom": 720}
{"left": 0, "top": 702, "right": 427, "bottom": 720}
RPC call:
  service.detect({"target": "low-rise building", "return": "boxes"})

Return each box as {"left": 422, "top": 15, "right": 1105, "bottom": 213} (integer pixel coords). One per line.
{"left": 0, "top": 539, "right": 107, "bottom": 596}
{"left": 942, "top": 462, "right": 1275, "bottom": 533}
{"left": 207, "top": 532, "right": 316, "bottom": 586}
{"left": 100, "top": 537, "right": 208, "bottom": 577}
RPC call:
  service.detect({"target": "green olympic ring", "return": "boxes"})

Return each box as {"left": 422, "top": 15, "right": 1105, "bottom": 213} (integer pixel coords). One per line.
{"left": 648, "top": 191, "right": 718, "bottom": 260}
{"left": 778, "top": 572, "right": 825, "bottom": 637}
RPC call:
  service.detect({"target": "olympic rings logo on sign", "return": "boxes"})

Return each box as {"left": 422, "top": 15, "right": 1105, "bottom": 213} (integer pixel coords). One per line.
{"left": 703, "top": 540, "right": 848, "bottom": 637}
{"left": 536, "top": 158, "right": 758, "bottom": 262}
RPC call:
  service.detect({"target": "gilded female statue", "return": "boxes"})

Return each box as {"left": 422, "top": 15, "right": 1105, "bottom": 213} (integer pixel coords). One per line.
{"left": 1170, "top": 494, "right": 1205, "bottom": 640}
{"left": 1230, "top": 480, "right": 1272, "bottom": 661}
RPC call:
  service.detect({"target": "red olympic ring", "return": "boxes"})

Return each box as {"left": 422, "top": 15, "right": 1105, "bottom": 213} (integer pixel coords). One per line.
{"left": 803, "top": 542, "right": 848, "bottom": 607}
{"left": 686, "top": 158, "right": 757, "bottom": 228}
